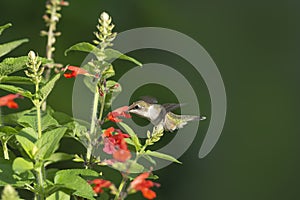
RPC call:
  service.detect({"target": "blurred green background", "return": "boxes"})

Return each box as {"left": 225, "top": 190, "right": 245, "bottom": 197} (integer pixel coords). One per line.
{"left": 0, "top": 0, "right": 299, "bottom": 199}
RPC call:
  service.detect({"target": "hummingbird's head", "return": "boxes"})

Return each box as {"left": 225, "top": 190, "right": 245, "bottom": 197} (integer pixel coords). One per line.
{"left": 128, "top": 100, "right": 151, "bottom": 119}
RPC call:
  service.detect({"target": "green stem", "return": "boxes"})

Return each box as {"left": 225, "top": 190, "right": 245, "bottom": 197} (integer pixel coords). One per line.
{"left": 2, "top": 140, "right": 9, "bottom": 160}
{"left": 36, "top": 103, "right": 42, "bottom": 139}
{"left": 36, "top": 166, "right": 45, "bottom": 200}
{"left": 98, "top": 92, "right": 106, "bottom": 122}
{"left": 114, "top": 176, "right": 128, "bottom": 200}
{"left": 86, "top": 87, "right": 100, "bottom": 168}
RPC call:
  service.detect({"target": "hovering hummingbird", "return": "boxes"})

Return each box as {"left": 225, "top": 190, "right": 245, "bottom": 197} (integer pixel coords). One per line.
{"left": 128, "top": 97, "right": 206, "bottom": 132}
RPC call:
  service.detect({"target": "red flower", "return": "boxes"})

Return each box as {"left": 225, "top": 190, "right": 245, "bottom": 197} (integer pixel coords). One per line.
{"left": 63, "top": 66, "right": 89, "bottom": 78}
{"left": 102, "top": 127, "right": 131, "bottom": 162}
{"left": 129, "top": 172, "right": 160, "bottom": 200}
{"left": 88, "top": 179, "right": 112, "bottom": 194}
{"left": 113, "top": 149, "right": 132, "bottom": 162}
{"left": 107, "top": 106, "right": 131, "bottom": 123}
{"left": 0, "top": 94, "right": 23, "bottom": 109}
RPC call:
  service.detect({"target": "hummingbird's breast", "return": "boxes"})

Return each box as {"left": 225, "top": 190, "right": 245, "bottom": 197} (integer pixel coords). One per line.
{"left": 148, "top": 105, "right": 166, "bottom": 126}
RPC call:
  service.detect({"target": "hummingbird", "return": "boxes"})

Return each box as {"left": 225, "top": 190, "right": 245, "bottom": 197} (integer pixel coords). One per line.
{"left": 128, "top": 97, "right": 206, "bottom": 132}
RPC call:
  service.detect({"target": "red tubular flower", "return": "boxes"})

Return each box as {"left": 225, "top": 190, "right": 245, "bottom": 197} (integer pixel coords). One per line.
{"left": 107, "top": 106, "right": 131, "bottom": 123}
{"left": 129, "top": 172, "right": 160, "bottom": 200}
{"left": 0, "top": 94, "right": 23, "bottom": 109}
{"left": 88, "top": 179, "right": 112, "bottom": 194}
{"left": 102, "top": 127, "right": 131, "bottom": 162}
{"left": 63, "top": 66, "right": 89, "bottom": 78}
{"left": 113, "top": 149, "right": 132, "bottom": 162}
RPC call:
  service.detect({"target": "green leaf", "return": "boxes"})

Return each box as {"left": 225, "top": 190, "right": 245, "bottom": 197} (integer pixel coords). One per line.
{"left": 0, "top": 84, "right": 32, "bottom": 98}
{"left": 45, "top": 153, "right": 74, "bottom": 167}
{"left": 118, "top": 122, "right": 141, "bottom": 151}
{"left": 0, "top": 56, "right": 27, "bottom": 76}
{"left": 112, "top": 160, "right": 144, "bottom": 174}
{"left": 12, "top": 157, "right": 33, "bottom": 174}
{"left": 15, "top": 134, "right": 36, "bottom": 159}
{"left": 64, "top": 42, "right": 103, "bottom": 58}
{"left": 18, "top": 127, "right": 38, "bottom": 143}
{"left": 54, "top": 169, "right": 98, "bottom": 200}
{"left": 145, "top": 150, "right": 182, "bottom": 164}
{"left": 46, "top": 191, "right": 70, "bottom": 200}
{"left": 0, "top": 76, "right": 33, "bottom": 85}
{"left": 18, "top": 112, "right": 59, "bottom": 131}
{"left": 0, "top": 39, "right": 28, "bottom": 58}
{"left": 0, "top": 23, "right": 12, "bottom": 35}
{"left": 40, "top": 73, "right": 61, "bottom": 103}
{"left": 34, "top": 127, "right": 67, "bottom": 160}
{"left": 0, "top": 158, "right": 16, "bottom": 186}
{"left": 0, "top": 109, "right": 32, "bottom": 126}
{"left": 104, "top": 49, "right": 142, "bottom": 66}
{"left": 1, "top": 185, "right": 20, "bottom": 200}
{"left": 0, "top": 126, "right": 18, "bottom": 137}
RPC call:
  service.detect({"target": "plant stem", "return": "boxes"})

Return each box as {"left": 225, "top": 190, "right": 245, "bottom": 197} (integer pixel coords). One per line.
{"left": 98, "top": 92, "right": 106, "bottom": 122}
{"left": 42, "top": 1, "right": 57, "bottom": 111}
{"left": 114, "top": 176, "right": 128, "bottom": 200}
{"left": 86, "top": 87, "right": 100, "bottom": 168}
{"left": 36, "top": 166, "right": 45, "bottom": 200}
{"left": 35, "top": 81, "right": 42, "bottom": 139}
{"left": 36, "top": 103, "right": 42, "bottom": 139}
{"left": 2, "top": 140, "right": 9, "bottom": 160}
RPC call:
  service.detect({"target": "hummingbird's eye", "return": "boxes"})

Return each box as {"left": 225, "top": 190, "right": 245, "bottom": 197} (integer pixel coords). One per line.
{"left": 134, "top": 105, "right": 140, "bottom": 110}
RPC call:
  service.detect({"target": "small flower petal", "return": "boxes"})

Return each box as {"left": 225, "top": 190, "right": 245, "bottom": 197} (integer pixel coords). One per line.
{"left": 113, "top": 149, "right": 131, "bottom": 162}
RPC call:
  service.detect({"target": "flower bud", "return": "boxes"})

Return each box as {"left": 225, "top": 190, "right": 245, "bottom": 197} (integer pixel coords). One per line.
{"left": 100, "top": 12, "right": 110, "bottom": 22}
{"left": 28, "top": 51, "right": 36, "bottom": 61}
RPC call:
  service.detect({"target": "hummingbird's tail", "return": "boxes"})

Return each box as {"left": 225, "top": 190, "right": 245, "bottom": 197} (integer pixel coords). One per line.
{"left": 164, "top": 112, "right": 206, "bottom": 131}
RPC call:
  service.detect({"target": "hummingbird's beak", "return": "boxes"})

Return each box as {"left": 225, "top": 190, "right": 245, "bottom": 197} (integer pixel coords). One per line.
{"left": 127, "top": 103, "right": 136, "bottom": 112}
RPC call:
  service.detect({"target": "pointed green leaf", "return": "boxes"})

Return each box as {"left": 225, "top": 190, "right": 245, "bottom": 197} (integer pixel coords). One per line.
{"left": 34, "top": 127, "right": 67, "bottom": 160}
{"left": 105, "top": 49, "right": 142, "bottom": 66}
{"left": 118, "top": 122, "right": 141, "bottom": 151}
{"left": 1, "top": 109, "right": 33, "bottom": 126}
{"left": 12, "top": 157, "right": 33, "bottom": 174}
{"left": 0, "top": 56, "right": 53, "bottom": 77}
{"left": 18, "top": 112, "right": 59, "bottom": 131}
{"left": 0, "top": 76, "right": 33, "bottom": 85}
{"left": 145, "top": 150, "right": 182, "bottom": 164}
{"left": 15, "top": 134, "right": 36, "bottom": 159}
{"left": 0, "top": 56, "right": 27, "bottom": 76}
{"left": 40, "top": 72, "right": 61, "bottom": 102}
{"left": 0, "top": 23, "right": 12, "bottom": 35}
{"left": 64, "top": 42, "right": 101, "bottom": 56}
{"left": 0, "top": 158, "right": 16, "bottom": 186}
{"left": 0, "top": 39, "right": 29, "bottom": 58}
{"left": 45, "top": 153, "right": 74, "bottom": 167}
{"left": 18, "top": 127, "right": 37, "bottom": 142}
{"left": 54, "top": 169, "right": 98, "bottom": 200}
{"left": 0, "top": 126, "right": 18, "bottom": 137}
{"left": 0, "top": 84, "right": 32, "bottom": 98}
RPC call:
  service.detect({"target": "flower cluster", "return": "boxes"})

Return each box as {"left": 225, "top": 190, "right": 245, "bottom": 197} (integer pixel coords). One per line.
{"left": 102, "top": 127, "right": 131, "bottom": 162}
{"left": 88, "top": 179, "right": 113, "bottom": 194}
{"left": 129, "top": 172, "right": 160, "bottom": 199}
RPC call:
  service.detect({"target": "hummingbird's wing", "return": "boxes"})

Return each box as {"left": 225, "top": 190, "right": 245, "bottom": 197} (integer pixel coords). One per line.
{"left": 162, "top": 103, "right": 185, "bottom": 112}
{"left": 140, "top": 96, "right": 158, "bottom": 104}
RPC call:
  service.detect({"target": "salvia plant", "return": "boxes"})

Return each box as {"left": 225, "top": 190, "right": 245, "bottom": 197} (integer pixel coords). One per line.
{"left": 0, "top": 1, "right": 184, "bottom": 200}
